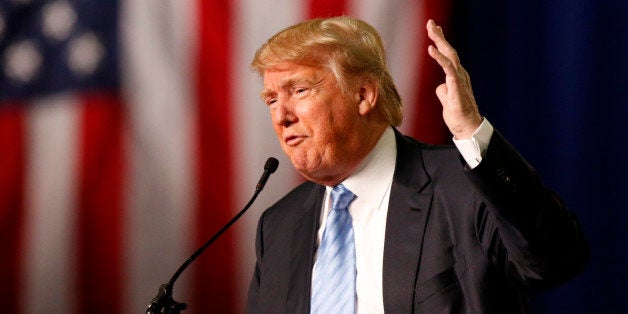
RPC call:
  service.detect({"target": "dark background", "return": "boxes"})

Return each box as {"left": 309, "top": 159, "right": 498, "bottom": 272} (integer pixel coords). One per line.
{"left": 449, "top": 0, "right": 627, "bottom": 312}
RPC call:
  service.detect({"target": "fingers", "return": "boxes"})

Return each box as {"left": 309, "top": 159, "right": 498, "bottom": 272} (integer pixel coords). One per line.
{"left": 428, "top": 45, "right": 458, "bottom": 79}
{"left": 426, "top": 19, "right": 460, "bottom": 67}
{"left": 435, "top": 83, "right": 448, "bottom": 104}
{"left": 426, "top": 20, "right": 472, "bottom": 87}
{"left": 426, "top": 20, "right": 459, "bottom": 82}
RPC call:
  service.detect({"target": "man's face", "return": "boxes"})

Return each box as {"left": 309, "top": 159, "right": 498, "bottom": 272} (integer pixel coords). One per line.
{"left": 261, "top": 62, "right": 364, "bottom": 184}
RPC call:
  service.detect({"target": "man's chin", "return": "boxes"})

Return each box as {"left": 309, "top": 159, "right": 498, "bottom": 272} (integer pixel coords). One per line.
{"left": 289, "top": 156, "right": 338, "bottom": 185}
{"left": 291, "top": 162, "right": 321, "bottom": 183}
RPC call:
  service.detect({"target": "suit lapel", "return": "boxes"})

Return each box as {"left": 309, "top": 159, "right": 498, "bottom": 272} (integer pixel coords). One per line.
{"left": 286, "top": 184, "right": 325, "bottom": 313}
{"left": 383, "top": 130, "right": 433, "bottom": 313}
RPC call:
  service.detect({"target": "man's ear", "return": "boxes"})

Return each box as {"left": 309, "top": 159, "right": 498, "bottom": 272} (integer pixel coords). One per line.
{"left": 357, "top": 79, "right": 379, "bottom": 116}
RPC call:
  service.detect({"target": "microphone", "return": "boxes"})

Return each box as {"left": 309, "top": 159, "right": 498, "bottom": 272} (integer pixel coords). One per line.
{"left": 146, "top": 157, "right": 279, "bottom": 313}
{"left": 257, "top": 157, "right": 279, "bottom": 191}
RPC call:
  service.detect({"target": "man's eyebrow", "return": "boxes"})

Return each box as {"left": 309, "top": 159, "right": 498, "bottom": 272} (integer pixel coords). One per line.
{"left": 260, "top": 89, "right": 275, "bottom": 100}
{"left": 259, "top": 77, "right": 314, "bottom": 99}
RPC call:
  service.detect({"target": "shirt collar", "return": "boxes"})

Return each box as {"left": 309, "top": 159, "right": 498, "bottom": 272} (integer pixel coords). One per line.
{"left": 336, "top": 126, "right": 397, "bottom": 211}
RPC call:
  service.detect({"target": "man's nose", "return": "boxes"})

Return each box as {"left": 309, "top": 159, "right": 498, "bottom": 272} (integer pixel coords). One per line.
{"left": 272, "top": 99, "right": 296, "bottom": 126}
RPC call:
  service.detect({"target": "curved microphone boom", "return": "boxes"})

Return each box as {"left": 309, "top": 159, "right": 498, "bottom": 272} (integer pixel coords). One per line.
{"left": 146, "top": 157, "right": 279, "bottom": 313}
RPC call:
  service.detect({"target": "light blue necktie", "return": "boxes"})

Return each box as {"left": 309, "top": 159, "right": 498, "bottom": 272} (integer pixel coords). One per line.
{"left": 311, "top": 184, "right": 356, "bottom": 314}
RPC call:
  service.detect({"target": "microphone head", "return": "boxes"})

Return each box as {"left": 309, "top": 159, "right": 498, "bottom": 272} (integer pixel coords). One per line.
{"left": 264, "top": 157, "right": 279, "bottom": 173}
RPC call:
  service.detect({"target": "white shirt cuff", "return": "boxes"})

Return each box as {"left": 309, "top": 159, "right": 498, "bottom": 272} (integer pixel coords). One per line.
{"left": 452, "top": 118, "right": 494, "bottom": 169}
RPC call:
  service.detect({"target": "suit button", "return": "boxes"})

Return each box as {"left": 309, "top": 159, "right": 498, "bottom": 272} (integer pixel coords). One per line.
{"left": 497, "top": 168, "right": 513, "bottom": 184}
{"left": 496, "top": 168, "right": 506, "bottom": 179}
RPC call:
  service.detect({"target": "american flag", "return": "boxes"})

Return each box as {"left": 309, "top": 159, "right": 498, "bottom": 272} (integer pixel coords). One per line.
{"left": 0, "top": 0, "right": 449, "bottom": 313}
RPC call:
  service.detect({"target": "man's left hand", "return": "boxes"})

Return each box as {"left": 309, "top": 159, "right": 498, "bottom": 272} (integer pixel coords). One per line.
{"left": 427, "top": 19, "right": 483, "bottom": 140}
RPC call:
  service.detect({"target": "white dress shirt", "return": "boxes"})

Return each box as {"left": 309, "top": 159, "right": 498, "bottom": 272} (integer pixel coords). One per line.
{"left": 315, "top": 120, "right": 494, "bottom": 313}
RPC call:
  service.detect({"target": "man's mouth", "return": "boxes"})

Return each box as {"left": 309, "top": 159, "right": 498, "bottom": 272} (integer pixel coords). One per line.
{"left": 285, "top": 135, "right": 305, "bottom": 146}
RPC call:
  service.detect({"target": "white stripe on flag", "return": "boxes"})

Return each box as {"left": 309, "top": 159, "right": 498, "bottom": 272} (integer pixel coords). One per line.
{"left": 232, "top": 0, "right": 308, "bottom": 308}
{"left": 350, "top": 0, "right": 423, "bottom": 134}
{"left": 121, "top": 0, "right": 197, "bottom": 312}
{"left": 22, "top": 94, "right": 79, "bottom": 314}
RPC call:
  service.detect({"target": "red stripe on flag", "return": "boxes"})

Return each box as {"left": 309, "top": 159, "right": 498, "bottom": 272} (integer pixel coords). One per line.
{"left": 76, "top": 93, "right": 126, "bottom": 314}
{"left": 412, "top": 0, "right": 452, "bottom": 144}
{"left": 193, "top": 0, "right": 236, "bottom": 312}
{"left": 308, "top": 0, "right": 347, "bottom": 18}
{"left": 0, "top": 105, "right": 26, "bottom": 313}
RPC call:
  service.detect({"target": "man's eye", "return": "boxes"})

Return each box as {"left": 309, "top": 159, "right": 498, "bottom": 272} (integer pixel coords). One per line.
{"left": 294, "top": 87, "right": 308, "bottom": 95}
{"left": 266, "top": 98, "right": 276, "bottom": 106}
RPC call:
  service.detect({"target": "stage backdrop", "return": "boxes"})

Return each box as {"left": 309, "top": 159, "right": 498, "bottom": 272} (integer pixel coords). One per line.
{"left": 449, "top": 0, "right": 628, "bottom": 313}
{"left": 0, "top": 0, "right": 625, "bottom": 313}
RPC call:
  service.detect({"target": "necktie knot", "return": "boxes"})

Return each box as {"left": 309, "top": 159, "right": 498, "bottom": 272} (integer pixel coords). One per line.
{"left": 331, "top": 184, "right": 355, "bottom": 211}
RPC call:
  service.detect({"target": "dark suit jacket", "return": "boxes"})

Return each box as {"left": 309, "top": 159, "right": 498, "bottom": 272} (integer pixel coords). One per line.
{"left": 247, "top": 129, "right": 588, "bottom": 313}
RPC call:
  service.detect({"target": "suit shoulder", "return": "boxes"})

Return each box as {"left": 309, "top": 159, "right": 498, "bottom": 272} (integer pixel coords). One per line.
{"left": 399, "top": 134, "right": 462, "bottom": 167}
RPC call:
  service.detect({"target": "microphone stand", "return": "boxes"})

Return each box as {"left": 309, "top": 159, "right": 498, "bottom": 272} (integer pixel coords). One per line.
{"left": 146, "top": 158, "right": 279, "bottom": 313}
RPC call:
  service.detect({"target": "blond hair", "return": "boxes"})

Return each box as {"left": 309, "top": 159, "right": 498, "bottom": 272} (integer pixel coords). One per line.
{"left": 251, "top": 16, "right": 403, "bottom": 126}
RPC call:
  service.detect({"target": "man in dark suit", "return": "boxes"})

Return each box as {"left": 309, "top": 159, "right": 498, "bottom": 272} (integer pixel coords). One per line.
{"left": 246, "top": 16, "right": 588, "bottom": 313}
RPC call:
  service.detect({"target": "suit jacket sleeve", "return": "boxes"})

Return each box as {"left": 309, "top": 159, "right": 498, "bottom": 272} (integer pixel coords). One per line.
{"left": 465, "top": 129, "right": 588, "bottom": 290}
